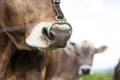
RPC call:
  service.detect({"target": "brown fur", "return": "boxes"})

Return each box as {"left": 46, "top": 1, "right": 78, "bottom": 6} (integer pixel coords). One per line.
{"left": 53, "top": 50, "right": 79, "bottom": 80}
{"left": 0, "top": 33, "right": 16, "bottom": 80}
{"left": 0, "top": 0, "right": 64, "bottom": 80}
{"left": 114, "top": 60, "right": 120, "bottom": 80}
{"left": 53, "top": 43, "right": 80, "bottom": 80}
{"left": 4, "top": 49, "right": 61, "bottom": 80}
{"left": 0, "top": 0, "right": 56, "bottom": 50}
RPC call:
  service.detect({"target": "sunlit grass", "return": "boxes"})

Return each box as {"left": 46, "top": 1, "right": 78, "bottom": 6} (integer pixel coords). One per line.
{"left": 79, "top": 72, "right": 113, "bottom": 80}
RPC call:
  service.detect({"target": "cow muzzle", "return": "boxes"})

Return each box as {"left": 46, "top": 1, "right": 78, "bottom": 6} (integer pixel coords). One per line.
{"left": 26, "top": 22, "right": 72, "bottom": 49}
{"left": 43, "top": 22, "right": 72, "bottom": 48}
{"left": 79, "top": 64, "right": 91, "bottom": 76}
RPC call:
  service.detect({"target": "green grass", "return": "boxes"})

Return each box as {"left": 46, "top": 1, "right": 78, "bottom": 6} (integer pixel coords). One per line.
{"left": 79, "top": 72, "right": 113, "bottom": 80}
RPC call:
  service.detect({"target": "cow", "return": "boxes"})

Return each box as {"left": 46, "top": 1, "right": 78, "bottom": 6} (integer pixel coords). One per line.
{"left": 114, "top": 59, "right": 120, "bottom": 80}
{"left": 0, "top": 0, "right": 72, "bottom": 80}
{"left": 52, "top": 40, "right": 107, "bottom": 80}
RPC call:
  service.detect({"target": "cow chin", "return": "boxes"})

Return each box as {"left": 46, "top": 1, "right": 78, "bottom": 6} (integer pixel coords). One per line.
{"left": 26, "top": 22, "right": 71, "bottom": 50}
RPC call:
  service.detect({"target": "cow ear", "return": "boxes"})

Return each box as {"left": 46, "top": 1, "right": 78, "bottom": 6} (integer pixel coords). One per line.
{"left": 95, "top": 45, "right": 108, "bottom": 53}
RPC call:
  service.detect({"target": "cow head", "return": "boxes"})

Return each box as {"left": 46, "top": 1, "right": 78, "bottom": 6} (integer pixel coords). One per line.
{"left": 0, "top": 0, "right": 72, "bottom": 50}
{"left": 77, "top": 40, "right": 107, "bottom": 76}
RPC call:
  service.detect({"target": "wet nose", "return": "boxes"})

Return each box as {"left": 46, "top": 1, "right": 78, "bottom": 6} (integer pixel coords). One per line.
{"left": 80, "top": 64, "right": 91, "bottom": 75}
{"left": 82, "top": 68, "right": 90, "bottom": 74}
{"left": 43, "top": 22, "right": 72, "bottom": 48}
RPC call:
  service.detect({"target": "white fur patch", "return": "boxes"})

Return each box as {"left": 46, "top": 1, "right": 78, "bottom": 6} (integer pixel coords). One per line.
{"left": 26, "top": 22, "right": 52, "bottom": 48}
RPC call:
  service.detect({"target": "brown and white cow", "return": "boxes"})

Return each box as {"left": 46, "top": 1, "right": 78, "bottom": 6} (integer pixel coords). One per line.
{"left": 0, "top": 0, "right": 72, "bottom": 80}
{"left": 52, "top": 40, "right": 107, "bottom": 80}
{"left": 114, "top": 59, "right": 120, "bottom": 80}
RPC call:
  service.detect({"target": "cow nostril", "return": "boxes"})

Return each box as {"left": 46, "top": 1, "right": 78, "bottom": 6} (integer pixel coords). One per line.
{"left": 42, "top": 28, "right": 54, "bottom": 41}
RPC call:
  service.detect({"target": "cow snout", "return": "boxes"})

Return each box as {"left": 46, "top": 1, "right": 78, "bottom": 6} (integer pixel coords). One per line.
{"left": 79, "top": 64, "right": 91, "bottom": 76}
{"left": 82, "top": 68, "right": 90, "bottom": 75}
{"left": 26, "top": 22, "right": 72, "bottom": 49}
{"left": 43, "top": 23, "right": 72, "bottom": 48}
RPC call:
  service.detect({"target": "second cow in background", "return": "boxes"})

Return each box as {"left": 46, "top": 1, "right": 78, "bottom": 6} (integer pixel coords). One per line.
{"left": 114, "top": 59, "right": 120, "bottom": 80}
{"left": 52, "top": 40, "right": 108, "bottom": 80}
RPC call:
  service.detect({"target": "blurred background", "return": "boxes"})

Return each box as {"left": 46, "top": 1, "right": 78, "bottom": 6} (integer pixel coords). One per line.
{"left": 61, "top": 0, "right": 120, "bottom": 79}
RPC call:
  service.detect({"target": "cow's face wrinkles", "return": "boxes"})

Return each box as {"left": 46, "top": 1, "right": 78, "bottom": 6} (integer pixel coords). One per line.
{"left": 0, "top": 0, "right": 72, "bottom": 50}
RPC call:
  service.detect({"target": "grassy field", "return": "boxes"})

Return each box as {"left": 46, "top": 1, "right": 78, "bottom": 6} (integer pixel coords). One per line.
{"left": 79, "top": 72, "right": 114, "bottom": 80}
